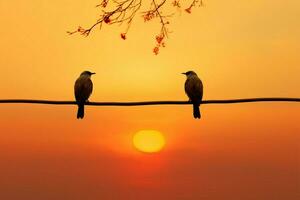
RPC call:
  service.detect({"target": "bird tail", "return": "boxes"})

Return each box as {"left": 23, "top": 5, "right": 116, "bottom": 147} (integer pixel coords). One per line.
{"left": 193, "top": 104, "right": 201, "bottom": 119}
{"left": 77, "top": 103, "right": 84, "bottom": 119}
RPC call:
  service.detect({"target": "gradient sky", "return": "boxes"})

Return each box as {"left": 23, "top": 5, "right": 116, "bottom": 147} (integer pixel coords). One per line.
{"left": 0, "top": 0, "right": 299, "bottom": 199}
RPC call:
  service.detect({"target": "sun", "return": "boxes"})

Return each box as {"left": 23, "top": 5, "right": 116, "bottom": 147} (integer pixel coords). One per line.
{"left": 133, "top": 130, "right": 166, "bottom": 153}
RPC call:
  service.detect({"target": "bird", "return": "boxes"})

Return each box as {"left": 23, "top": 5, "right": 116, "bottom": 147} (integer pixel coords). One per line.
{"left": 182, "top": 71, "right": 203, "bottom": 119}
{"left": 74, "top": 71, "right": 95, "bottom": 119}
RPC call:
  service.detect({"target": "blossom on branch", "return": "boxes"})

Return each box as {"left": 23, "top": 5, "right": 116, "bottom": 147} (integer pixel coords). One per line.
{"left": 120, "top": 33, "right": 127, "bottom": 40}
{"left": 69, "top": 0, "right": 204, "bottom": 54}
{"left": 104, "top": 16, "right": 111, "bottom": 24}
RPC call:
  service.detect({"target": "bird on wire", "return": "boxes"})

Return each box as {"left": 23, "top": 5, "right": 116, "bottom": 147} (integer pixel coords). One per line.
{"left": 182, "top": 71, "right": 203, "bottom": 119}
{"left": 74, "top": 71, "right": 95, "bottom": 119}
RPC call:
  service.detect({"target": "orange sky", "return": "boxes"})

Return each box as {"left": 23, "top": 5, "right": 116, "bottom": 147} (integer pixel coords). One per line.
{"left": 0, "top": 0, "right": 299, "bottom": 199}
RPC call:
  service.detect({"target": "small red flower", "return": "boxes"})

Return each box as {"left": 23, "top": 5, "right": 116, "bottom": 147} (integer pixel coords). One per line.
{"left": 156, "top": 35, "right": 164, "bottom": 44}
{"left": 143, "top": 12, "right": 155, "bottom": 22}
{"left": 104, "top": 16, "right": 111, "bottom": 24}
{"left": 120, "top": 33, "right": 126, "bottom": 40}
{"left": 153, "top": 46, "right": 159, "bottom": 55}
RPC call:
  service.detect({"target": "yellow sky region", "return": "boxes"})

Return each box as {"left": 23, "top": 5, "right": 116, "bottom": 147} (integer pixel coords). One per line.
{"left": 0, "top": 1, "right": 299, "bottom": 199}
{"left": 0, "top": 0, "right": 299, "bottom": 99}
{"left": 0, "top": 0, "right": 299, "bottom": 144}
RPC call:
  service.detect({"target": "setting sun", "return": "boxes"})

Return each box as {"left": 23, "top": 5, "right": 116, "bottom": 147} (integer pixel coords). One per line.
{"left": 133, "top": 130, "right": 166, "bottom": 153}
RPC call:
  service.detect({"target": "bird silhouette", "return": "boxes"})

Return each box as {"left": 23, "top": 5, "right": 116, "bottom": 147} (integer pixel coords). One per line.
{"left": 182, "top": 71, "right": 203, "bottom": 119}
{"left": 74, "top": 71, "right": 95, "bottom": 119}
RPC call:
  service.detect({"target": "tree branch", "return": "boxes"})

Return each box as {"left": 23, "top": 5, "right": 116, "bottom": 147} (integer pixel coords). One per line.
{"left": 68, "top": 0, "right": 204, "bottom": 54}
{"left": 0, "top": 98, "right": 299, "bottom": 106}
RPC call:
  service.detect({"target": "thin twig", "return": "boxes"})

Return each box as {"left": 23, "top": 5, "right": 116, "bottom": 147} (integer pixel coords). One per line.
{"left": 0, "top": 98, "right": 299, "bottom": 106}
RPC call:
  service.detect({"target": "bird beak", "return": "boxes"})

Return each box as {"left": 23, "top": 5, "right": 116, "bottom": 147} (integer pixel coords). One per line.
{"left": 182, "top": 72, "right": 186, "bottom": 75}
{"left": 91, "top": 72, "right": 96, "bottom": 75}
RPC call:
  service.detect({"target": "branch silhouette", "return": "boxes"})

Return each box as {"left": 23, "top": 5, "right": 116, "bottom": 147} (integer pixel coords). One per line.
{"left": 68, "top": 0, "right": 204, "bottom": 54}
{"left": 0, "top": 98, "right": 299, "bottom": 106}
